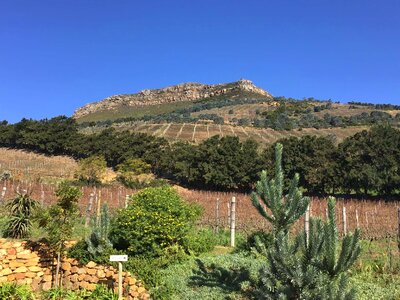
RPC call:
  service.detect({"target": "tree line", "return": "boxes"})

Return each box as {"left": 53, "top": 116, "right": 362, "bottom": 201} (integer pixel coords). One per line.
{"left": 1, "top": 116, "right": 400, "bottom": 195}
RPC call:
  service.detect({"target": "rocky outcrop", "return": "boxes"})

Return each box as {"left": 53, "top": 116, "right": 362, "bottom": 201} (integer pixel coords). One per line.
{"left": 74, "top": 79, "right": 272, "bottom": 118}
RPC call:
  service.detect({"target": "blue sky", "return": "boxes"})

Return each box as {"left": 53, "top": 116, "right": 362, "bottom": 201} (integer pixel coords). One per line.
{"left": 1, "top": 0, "right": 399, "bottom": 123}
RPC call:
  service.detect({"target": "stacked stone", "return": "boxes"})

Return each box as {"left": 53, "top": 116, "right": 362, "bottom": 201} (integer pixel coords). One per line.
{"left": 0, "top": 240, "right": 45, "bottom": 291}
{"left": 0, "top": 239, "right": 149, "bottom": 300}
{"left": 61, "top": 259, "right": 149, "bottom": 300}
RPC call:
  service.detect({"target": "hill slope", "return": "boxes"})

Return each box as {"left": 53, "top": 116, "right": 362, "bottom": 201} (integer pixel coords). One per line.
{"left": 74, "top": 79, "right": 400, "bottom": 144}
{"left": 74, "top": 79, "right": 272, "bottom": 122}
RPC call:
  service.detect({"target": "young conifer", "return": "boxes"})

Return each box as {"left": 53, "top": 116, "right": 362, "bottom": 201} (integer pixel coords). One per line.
{"left": 252, "top": 143, "right": 361, "bottom": 299}
{"left": 251, "top": 143, "right": 310, "bottom": 235}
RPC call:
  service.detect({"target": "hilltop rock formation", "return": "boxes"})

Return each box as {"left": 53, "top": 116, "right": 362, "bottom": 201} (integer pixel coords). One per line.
{"left": 74, "top": 79, "right": 272, "bottom": 119}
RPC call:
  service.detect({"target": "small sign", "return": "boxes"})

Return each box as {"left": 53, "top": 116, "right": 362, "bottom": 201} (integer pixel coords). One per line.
{"left": 110, "top": 255, "right": 128, "bottom": 262}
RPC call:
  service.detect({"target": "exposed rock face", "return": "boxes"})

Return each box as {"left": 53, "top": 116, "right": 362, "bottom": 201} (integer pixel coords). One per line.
{"left": 74, "top": 79, "right": 272, "bottom": 119}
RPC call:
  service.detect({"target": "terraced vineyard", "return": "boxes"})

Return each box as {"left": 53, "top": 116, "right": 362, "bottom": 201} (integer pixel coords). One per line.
{"left": 112, "top": 122, "right": 368, "bottom": 144}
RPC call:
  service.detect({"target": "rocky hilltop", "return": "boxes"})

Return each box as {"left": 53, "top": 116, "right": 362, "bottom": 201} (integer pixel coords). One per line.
{"left": 74, "top": 79, "right": 272, "bottom": 118}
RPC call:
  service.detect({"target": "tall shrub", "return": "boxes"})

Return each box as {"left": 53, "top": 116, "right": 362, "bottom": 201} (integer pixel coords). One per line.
{"left": 110, "top": 186, "right": 201, "bottom": 257}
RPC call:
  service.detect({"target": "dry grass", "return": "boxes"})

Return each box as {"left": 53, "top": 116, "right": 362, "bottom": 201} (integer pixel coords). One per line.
{"left": 0, "top": 148, "right": 77, "bottom": 183}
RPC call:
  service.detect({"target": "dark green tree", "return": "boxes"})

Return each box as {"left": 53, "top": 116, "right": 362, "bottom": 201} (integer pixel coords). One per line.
{"left": 338, "top": 125, "right": 400, "bottom": 195}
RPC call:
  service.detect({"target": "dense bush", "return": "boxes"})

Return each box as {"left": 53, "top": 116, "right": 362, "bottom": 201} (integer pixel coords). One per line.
{"left": 110, "top": 186, "right": 201, "bottom": 257}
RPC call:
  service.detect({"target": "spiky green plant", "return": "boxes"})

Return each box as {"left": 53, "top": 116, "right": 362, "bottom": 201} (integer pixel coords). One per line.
{"left": 251, "top": 143, "right": 310, "bottom": 235}
{"left": 86, "top": 203, "right": 113, "bottom": 257}
{"left": 257, "top": 197, "right": 361, "bottom": 299}
{"left": 3, "top": 192, "right": 38, "bottom": 239}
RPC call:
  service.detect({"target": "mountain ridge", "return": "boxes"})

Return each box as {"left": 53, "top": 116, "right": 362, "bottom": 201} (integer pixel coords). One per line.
{"left": 73, "top": 79, "right": 272, "bottom": 119}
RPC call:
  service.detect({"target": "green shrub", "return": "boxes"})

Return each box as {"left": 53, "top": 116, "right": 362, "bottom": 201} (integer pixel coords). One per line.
{"left": 151, "top": 253, "right": 264, "bottom": 300}
{"left": 68, "top": 239, "right": 123, "bottom": 265}
{"left": 42, "top": 285, "right": 118, "bottom": 300}
{"left": 110, "top": 186, "right": 201, "bottom": 257}
{"left": 125, "top": 245, "right": 188, "bottom": 289}
{"left": 183, "top": 228, "right": 219, "bottom": 255}
{"left": 0, "top": 283, "right": 35, "bottom": 300}
{"left": 235, "top": 230, "right": 273, "bottom": 255}
{"left": 3, "top": 192, "right": 39, "bottom": 239}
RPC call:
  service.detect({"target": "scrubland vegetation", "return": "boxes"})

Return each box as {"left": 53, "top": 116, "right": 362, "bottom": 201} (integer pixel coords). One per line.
{"left": 1, "top": 112, "right": 400, "bottom": 299}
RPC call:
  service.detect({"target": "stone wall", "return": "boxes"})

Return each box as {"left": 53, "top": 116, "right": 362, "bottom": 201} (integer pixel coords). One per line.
{"left": 0, "top": 239, "right": 149, "bottom": 299}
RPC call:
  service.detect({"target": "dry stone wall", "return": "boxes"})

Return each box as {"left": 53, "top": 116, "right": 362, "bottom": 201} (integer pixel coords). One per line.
{"left": 0, "top": 239, "right": 149, "bottom": 299}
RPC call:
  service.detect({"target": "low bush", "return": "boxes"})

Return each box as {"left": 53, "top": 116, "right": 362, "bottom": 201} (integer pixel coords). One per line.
{"left": 110, "top": 186, "right": 201, "bottom": 257}
{"left": 234, "top": 230, "right": 273, "bottom": 255}
{"left": 0, "top": 282, "right": 35, "bottom": 300}
{"left": 183, "top": 228, "right": 219, "bottom": 255}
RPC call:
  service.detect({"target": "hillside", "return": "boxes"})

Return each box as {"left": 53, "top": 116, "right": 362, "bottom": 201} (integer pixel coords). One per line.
{"left": 74, "top": 79, "right": 400, "bottom": 144}
{"left": 74, "top": 79, "right": 272, "bottom": 122}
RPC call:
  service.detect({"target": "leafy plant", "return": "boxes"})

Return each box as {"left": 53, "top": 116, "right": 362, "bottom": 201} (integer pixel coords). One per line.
{"left": 0, "top": 283, "right": 35, "bottom": 300}
{"left": 110, "top": 186, "right": 201, "bottom": 257}
{"left": 3, "top": 192, "right": 39, "bottom": 239}
{"left": 74, "top": 155, "right": 107, "bottom": 186}
{"left": 37, "top": 181, "right": 82, "bottom": 287}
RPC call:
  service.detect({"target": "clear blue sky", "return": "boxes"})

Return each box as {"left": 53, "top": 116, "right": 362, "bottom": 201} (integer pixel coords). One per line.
{"left": 1, "top": 0, "right": 399, "bottom": 123}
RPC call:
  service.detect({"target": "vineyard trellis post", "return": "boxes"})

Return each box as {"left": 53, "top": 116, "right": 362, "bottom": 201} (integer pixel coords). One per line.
{"left": 125, "top": 195, "right": 129, "bottom": 209}
{"left": 356, "top": 208, "right": 359, "bottom": 228}
{"left": 40, "top": 184, "right": 45, "bottom": 206}
{"left": 227, "top": 201, "right": 231, "bottom": 229}
{"left": 97, "top": 190, "right": 102, "bottom": 225}
{"left": 397, "top": 208, "right": 400, "bottom": 253}
{"left": 230, "top": 197, "right": 236, "bottom": 247}
{"left": 85, "top": 192, "right": 95, "bottom": 228}
{"left": 305, "top": 204, "right": 310, "bottom": 246}
{"left": 1, "top": 186, "right": 6, "bottom": 201}
{"left": 215, "top": 198, "right": 220, "bottom": 233}
{"left": 342, "top": 206, "right": 347, "bottom": 236}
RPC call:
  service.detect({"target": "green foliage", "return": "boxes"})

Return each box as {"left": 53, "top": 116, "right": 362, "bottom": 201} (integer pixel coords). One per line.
{"left": 3, "top": 192, "right": 39, "bottom": 239}
{"left": 183, "top": 228, "right": 219, "bottom": 255}
{"left": 338, "top": 124, "right": 400, "bottom": 194}
{"left": 151, "top": 253, "right": 264, "bottom": 300}
{"left": 125, "top": 245, "right": 189, "bottom": 289}
{"left": 74, "top": 155, "right": 107, "bottom": 186}
{"left": 43, "top": 182, "right": 82, "bottom": 249}
{"left": 86, "top": 203, "right": 113, "bottom": 258}
{"left": 0, "top": 283, "right": 35, "bottom": 300}
{"left": 234, "top": 230, "right": 273, "bottom": 255}
{"left": 252, "top": 143, "right": 310, "bottom": 235}
{"left": 41, "top": 285, "right": 118, "bottom": 300}
{"left": 254, "top": 198, "right": 361, "bottom": 299}
{"left": 110, "top": 186, "right": 201, "bottom": 257}
{"left": 37, "top": 181, "right": 82, "bottom": 286}
{"left": 263, "top": 135, "right": 338, "bottom": 194}
{"left": 117, "top": 158, "right": 151, "bottom": 175}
